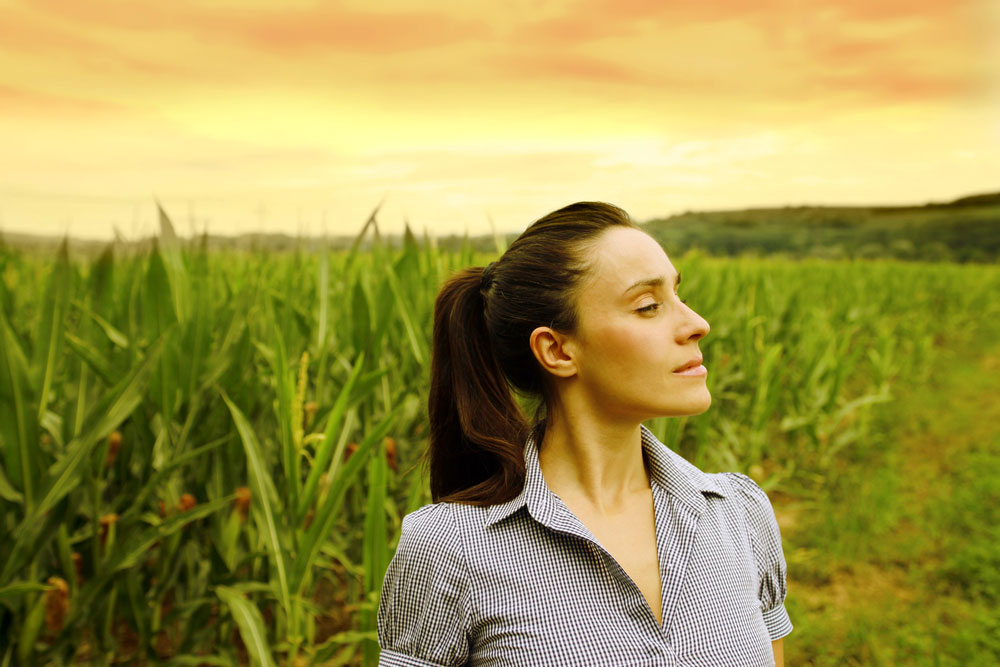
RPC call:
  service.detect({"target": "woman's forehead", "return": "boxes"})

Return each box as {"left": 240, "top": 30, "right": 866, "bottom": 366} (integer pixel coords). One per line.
{"left": 584, "top": 227, "right": 675, "bottom": 291}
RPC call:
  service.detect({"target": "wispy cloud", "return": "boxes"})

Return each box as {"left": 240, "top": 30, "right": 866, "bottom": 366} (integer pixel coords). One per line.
{"left": 24, "top": 0, "right": 485, "bottom": 53}
{"left": 0, "top": 84, "right": 130, "bottom": 117}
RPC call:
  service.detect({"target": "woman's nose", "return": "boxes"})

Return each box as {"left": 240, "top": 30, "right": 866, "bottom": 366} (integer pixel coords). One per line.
{"left": 678, "top": 304, "right": 710, "bottom": 343}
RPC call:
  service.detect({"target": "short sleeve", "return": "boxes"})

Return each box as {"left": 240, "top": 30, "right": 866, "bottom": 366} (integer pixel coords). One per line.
{"left": 723, "top": 472, "right": 793, "bottom": 641}
{"left": 377, "top": 503, "right": 471, "bottom": 666}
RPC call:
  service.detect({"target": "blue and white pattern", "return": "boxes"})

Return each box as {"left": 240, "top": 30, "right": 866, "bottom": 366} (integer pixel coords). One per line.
{"left": 378, "top": 426, "right": 792, "bottom": 666}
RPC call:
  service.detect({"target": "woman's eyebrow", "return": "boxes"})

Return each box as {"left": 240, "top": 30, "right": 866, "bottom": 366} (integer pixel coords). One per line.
{"left": 623, "top": 272, "right": 681, "bottom": 295}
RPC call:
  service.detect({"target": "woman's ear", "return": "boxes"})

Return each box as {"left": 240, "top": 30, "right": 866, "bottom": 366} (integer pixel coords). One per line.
{"left": 529, "top": 326, "right": 577, "bottom": 379}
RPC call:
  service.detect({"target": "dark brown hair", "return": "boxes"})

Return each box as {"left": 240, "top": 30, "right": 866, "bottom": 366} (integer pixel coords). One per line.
{"left": 428, "top": 202, "right": 639, "bottom": 505}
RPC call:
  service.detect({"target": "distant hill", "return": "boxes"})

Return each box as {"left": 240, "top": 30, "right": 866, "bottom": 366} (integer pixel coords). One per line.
{"left": 941, "top": 192, "right": 1000, "bottom": 208}
{"left": 642, "top": 191, "right": 1000, "bottom": 262}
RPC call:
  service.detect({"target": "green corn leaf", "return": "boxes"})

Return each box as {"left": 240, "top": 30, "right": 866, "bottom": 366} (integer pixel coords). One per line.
{"left": 363, "top": 444, "right": 389, "bottom": 595}
{"left": 311, "top": 630, "right": 379, "bottom": 664}
{"left": 266, "top": 302, "right": 298, "bottom": 514}
{"left": 371, "top": 276, "right": 396, "bottom": 354}
{"left": 183, "top": 264, "right": 211, "bottom": 404}
{"left": 215, "top": 506, "right": 243, "bottom": 572}
{"left": 381, "top": 263, "right": 426, "bottom": 366}
{"left": 222, "top": 393, "right": 292, "bottom": 618}
{"left": 350, "top": 280, "right": 372, "bottom": 356}
{"left": 145, "top": 242, "right": 179, "bottom": 425}
{"left": 751, "top": 344, "right": 784, "bottom": 431}
{"left": 316, "top": 253, "right": 329, "bottom": 352}
{"left": 291, "top": 406, "right": 399, "bottom": 594}
{"left": 0, "top": 581, "right": 48, "bottom": 603}
{"left": 116, "top": 496, "right": 234, "bottom": 570}
{"left": 0, "top": 333, "right": 167, "bottom": 586}
{"left": 64, "top": 331, "right": 115, "bottom": 386}
{"left": 0, "top": 512, "right": 62, "bottom": 594}
{"left": 0, "top": 307, "right": 38, "bottom": 511}
{"left": 319, "top": 542, "right": 363, "bottom": 578}
{"left": 37, "top": 333, "right": 168, "bottom": 518}
{"left": 0, "top": 461, "right": 23, "bottom": 504}
{"left": 126, "top": 496, "right": 235, "bottom": 571}
{"left": 65, "top": 495, "right": 235, "bottom": 622}
{"left": 314, "top": 253, "right": 331, "bottom": 400}
{"left": 216, "top": 586, "right": 277, "bottom": 667}
{"left": 347, "top": 201, "right": 383, "bottom": 257}
{"left": 72, "top": 301, "right": 130, "bottom": 348}
{"left": 31, "top": 237, "right": 70, "bottom": 422}
{"left": 17, "top": 591, "right": 46, "bottom": 664}
{"left": 361, "top": 441, "right": 389, "bottom": 666}
{"left": 56, "top": 525, "right": 75, "bottom": 595}
{"left": 296, "top": 351, "right": 365, "bottom": 522}
{"left": 157, "top": 202, "right": 191, "bottom": 323}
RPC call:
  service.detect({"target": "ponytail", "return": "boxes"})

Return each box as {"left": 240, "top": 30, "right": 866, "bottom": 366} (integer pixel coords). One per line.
{"left": 428, "top": 267, "right": 529, "bottom": 505}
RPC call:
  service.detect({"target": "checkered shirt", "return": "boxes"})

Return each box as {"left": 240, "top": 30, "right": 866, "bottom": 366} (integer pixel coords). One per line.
{"left": 378, "top": 425, "right": 792, "bottom": 666}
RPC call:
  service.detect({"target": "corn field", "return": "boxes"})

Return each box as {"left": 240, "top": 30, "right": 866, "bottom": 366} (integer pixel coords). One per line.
{"left": 1, "top": 209, "right": 998, "bottom": 665}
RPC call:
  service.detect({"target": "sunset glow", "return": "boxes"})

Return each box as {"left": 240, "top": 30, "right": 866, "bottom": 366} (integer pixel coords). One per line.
{"left": 2, "top": 0, "right": 998, "bottom": 239}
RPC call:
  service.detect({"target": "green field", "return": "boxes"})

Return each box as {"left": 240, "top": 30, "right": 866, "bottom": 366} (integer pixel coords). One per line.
{"left": 1, "top": 212, "right": 998, "bottom": 665}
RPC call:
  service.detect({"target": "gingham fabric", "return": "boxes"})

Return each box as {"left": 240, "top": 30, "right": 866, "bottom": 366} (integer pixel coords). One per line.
{"left": 378, "top": 425, "right": 792, "bottom": 666}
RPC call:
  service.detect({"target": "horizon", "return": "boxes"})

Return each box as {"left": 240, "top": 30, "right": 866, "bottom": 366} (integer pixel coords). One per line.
{"left": 1, "top": 187, "right": 996, "bottom": 244}
{"left": 2, "top": 0, "right": 999, "bottom": 242}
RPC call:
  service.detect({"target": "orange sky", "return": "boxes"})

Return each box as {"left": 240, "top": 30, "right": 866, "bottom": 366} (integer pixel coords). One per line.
{"left": 1, "top": 0, "right": 998, "bottom": 239}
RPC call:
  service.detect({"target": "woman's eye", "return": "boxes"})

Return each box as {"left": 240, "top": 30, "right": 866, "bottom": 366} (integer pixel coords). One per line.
{"left": 637, "top": 303, "right": 661, "bottom": 314}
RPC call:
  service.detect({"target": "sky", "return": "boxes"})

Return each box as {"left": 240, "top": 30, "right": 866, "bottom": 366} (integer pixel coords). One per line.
{"left": 1, "top": 0, "right": 998, "bottom": 240}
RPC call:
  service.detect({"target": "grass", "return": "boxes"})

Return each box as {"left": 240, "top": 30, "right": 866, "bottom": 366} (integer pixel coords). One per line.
{"left": 784, "top": 336, "right": 1000, "bottom": 666}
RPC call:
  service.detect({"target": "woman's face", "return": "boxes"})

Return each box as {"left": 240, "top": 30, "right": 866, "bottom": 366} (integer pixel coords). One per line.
{"left": 564, "top": 226, "right": 711, "bottom": 421}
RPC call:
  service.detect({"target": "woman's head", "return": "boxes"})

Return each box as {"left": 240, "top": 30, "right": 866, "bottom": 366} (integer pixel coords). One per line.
{"left": 480, "top": 202, "right": 639, "bottom": 395}
{"left": 429, "top": 202, "right": 704, "bottom": 504}
{"left": 528, "top": 225, "right": 711, "bottom": 423}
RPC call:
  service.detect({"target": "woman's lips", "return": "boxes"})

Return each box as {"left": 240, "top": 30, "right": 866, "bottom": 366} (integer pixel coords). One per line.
{"left": 673, "top": 356, "right": 704, "bottom": 373}
{"left": 673, "top": 364, "right": 707, "bottom": 376}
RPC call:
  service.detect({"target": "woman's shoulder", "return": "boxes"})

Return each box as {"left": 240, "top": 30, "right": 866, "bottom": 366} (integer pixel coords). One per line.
{"left": 398, "top": 502, "right": 458, "bottom": 546}
{"left": 397, "top": 501, "right": 487, "bottom": 553}
{"left": 715, "top": 471, "right": 779, "bottom": 522}
{"left": 716, "top": 471, "right": 771, "bottom": 505}
{"left": 649, "top": 433, "right": 774, "bottom": 516}
{"left": 713, "top": 471, "right": 785, "bottom": 557}
{"left": 387, "top": 504, "right": 472, "bottom": 598}
{"left": 401, "top": 501, "right": 453, "bottom": 530}
{"left": 402, "top": 500, "right": 488, "bottom": 530}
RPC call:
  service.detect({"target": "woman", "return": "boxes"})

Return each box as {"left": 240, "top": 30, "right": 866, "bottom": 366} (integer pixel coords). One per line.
{"left": 378, "top": 203, "right": 792, "bottom": 666}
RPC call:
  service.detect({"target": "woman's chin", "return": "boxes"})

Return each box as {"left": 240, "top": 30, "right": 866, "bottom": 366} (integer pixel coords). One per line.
{"left": 650, "top": 390, "right": 712, "bottom": 419}
{"left": 684, "top": 394, "right": 712, "bottom": 416}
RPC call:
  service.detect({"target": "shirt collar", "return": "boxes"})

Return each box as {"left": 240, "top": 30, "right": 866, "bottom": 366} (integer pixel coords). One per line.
{"left": 485, "top": 424, "right": 727, "bottom": 528}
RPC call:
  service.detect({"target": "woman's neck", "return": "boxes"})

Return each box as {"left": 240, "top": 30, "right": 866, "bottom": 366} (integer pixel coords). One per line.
{"left": 537, "top": 407, "right": 650, "bottom": 514}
